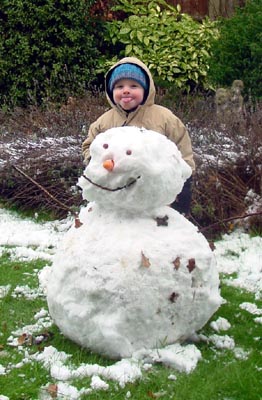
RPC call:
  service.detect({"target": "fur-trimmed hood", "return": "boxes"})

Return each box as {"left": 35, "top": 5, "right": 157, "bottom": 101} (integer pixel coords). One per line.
{"left": 105, "top": 57, "right": 156, "bottom": 108}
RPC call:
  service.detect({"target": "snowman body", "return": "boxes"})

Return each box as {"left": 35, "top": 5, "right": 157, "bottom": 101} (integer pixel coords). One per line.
{"left": 47, "top": 127, "right": 221, "bottom": 359}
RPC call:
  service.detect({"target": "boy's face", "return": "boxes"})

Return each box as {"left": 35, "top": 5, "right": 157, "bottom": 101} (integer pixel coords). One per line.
{"left": 113, "top": 78, "right": 145, "bottom": 111}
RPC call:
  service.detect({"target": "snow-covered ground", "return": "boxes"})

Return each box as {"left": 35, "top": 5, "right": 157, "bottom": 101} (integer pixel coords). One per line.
{"left": 0, "top": 207, "right": 261, "bottom": 399}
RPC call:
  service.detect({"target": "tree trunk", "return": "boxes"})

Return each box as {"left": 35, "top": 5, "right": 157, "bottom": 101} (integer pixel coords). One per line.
{"left": 168, "top": 0, "right": 246, "bottom": 19}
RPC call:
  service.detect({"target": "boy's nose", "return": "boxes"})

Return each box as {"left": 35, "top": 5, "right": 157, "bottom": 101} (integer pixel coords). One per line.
{"left": 103, "top": 159, "right": 114, "bottom": 171}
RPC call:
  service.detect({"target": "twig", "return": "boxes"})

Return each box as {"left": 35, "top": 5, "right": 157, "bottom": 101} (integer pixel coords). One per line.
{"left": 9, "top": 165, "right": 262, "bottom": 233}
{"left": 12, "top": 165, "right": 83, "bottom": 227}
{"left": 199, "top": 211, "right": 262, "bottom": 233}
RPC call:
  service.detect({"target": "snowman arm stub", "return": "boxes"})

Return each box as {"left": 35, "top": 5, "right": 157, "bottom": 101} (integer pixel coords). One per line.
{"left": 155, "top": 215, "right": 169, "bottom": 226}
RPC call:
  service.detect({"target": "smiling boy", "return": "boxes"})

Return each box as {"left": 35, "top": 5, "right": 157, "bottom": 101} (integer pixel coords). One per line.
{"left": 113, "top": 78, "right": 144, "bottom": 111}
{"left": 82, "top": 57, "right": 195, "bottom": 215}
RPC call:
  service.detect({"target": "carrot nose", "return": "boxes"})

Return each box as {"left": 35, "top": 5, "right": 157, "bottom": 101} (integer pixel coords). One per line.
{"left": 103, "top": 159, "right": 114, "bottom": 171}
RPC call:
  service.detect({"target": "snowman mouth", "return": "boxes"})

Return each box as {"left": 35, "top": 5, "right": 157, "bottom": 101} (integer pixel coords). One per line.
{"left": 82, "top": 174, "right": 141, "bottom": 192}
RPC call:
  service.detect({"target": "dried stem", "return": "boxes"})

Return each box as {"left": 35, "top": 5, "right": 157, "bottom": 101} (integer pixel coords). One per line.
{"left": 12, "top": 165, "right": 79, "bottom": 218}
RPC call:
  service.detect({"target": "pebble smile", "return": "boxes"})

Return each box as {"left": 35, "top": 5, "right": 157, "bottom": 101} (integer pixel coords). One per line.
{"left": 82, "top": 174, "right": 141, "bottom": 192}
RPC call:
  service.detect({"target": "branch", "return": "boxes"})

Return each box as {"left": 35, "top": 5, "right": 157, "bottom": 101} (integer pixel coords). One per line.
{"left": 11, "top": 165, "right": 83, "bottom": 228}
{"left": 199, "top": 211, "right": 262, "bottom": 233}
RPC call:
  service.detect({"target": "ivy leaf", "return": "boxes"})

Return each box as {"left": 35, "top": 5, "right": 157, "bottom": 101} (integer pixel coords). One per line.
{"left": 137, "top": 30, "right": 143, "bottom": 42}
{"left": 125, "top": 44, "right": 133, "bottom": 55}
{"left": 144, "top": 37, "right": 150, "bottom": 46}
{"left": 119, "top": 27, "right": 131, "bottom": 35}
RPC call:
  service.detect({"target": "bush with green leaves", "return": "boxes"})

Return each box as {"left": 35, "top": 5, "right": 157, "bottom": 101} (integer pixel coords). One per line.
{"left": 208, "top": 0, "right": 262, "bottom": 99}
{"left": 100, "top": 0, "right": 218, "bottom": 92}
{"left": 0, "top": 0, "right": 103, "bottom": 107}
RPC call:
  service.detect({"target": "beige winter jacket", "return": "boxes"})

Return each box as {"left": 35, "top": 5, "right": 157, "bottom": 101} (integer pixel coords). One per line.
{"left": 82, "top": 57, "right": 195, "bottom": 171}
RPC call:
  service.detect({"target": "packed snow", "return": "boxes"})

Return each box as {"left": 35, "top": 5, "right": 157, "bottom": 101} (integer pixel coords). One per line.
{"left": 0, "top": 207, "right": 261, "bottom": 398}
{"left": 0, "top": 126, "right": 261, "bottom": 399}
{"left": 47, "top": 127, "right": 221, "bottom": 360}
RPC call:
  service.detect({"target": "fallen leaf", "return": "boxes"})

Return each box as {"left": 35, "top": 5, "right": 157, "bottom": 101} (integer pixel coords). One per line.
{"left": 34, "top": 330, "right": 54, "bottom": 345}
{"left": 141, "top": 251, "right": 151, "bottom": 268}
{"left": 148, "top": 392, "right": 156, "bottom": 399}
{"left": 47, "top": 383, "right": 58, "bottom": 398}
{"left": 209, "top": 241, "right": 216, "bottom": 251}
{"left": 169, "top": 292, "right": 179, "bottom": 303}
{"left": 187, "top": 258, "right": 196, "bottom": 273}
{"left": 172, "top": 257, "right": 181, "bottom": 270}
{"left": 148, "top": 391, "right": 168, "bottom": 398}
{"left": 18, "top": 333, "right": 33, "bottom": 346}
{"left": 2, "top": 322, "right": 7, "bottom": 332}
{"left": 74, "top": 217, "right": 83, "bottom": 228}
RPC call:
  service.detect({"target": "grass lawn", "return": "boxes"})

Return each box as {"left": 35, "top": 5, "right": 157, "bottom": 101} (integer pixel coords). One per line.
{"left": 0, "top": 250, "right": 262, "bottom": 400}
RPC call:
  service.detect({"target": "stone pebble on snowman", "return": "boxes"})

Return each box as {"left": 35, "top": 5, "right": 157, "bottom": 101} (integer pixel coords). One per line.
{"left": 47, "top": 126, "right": 222, "bottom": 359}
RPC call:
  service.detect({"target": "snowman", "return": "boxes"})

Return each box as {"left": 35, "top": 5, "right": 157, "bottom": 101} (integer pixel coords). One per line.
{"left": 47, "top": 126, "right": 222, "bottom": 359}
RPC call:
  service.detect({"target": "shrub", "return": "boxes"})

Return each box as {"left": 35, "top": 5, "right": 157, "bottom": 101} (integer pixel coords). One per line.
{"left": 99, "top": 0, "right": 218, "bottom": 92}
{"left": 208, "top": 0, "right": 262, "bottom": 99}
{"left": 0, "top": 0, "right": 103, "bottom": 107}
{"left": 1, "top": 94, "right": 261, "bottom": 235}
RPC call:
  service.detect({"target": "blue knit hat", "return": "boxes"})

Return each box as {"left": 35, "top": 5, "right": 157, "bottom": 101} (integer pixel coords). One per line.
{"left": 108, "top": 63, "right": 148, "bottom": 92}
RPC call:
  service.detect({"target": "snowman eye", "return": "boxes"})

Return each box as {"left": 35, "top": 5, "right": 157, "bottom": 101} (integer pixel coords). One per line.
{"left": 103, "top": 143, "right": 109, "bottom": 149}
{"left": 126, "top": 149, "right": 132, "bottom": 155}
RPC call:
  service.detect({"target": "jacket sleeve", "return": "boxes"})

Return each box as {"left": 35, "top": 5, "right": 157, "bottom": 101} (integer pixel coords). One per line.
{"left": 82, "top": 120, "right": 101, "bottom": 164}
{"left": 82, "top": 128, "right": 93, "bottom": 164}
{"left": 165, "top": 113, "right": 195, "bottom": 172}
{"left": 82, "top": 109, "right": 118, "bottom": 164}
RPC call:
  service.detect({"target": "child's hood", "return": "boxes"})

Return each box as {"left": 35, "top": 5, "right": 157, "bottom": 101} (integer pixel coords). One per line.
{"left": 105, "top": 57, "right": 156, "bottom": 108}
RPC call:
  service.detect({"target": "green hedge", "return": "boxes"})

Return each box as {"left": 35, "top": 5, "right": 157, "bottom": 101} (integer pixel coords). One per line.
{"left": 98, "top": 0, "right": 218, "bottom": 93}
{"left": 208, "top": 0, "right": 262, "bottom": 99}
{"left": 0, "top": 0, "right": 103, "bottom": 107}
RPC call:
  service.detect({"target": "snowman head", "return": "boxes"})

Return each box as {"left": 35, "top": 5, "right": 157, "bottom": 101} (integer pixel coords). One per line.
{"left": 78, "top": 126, "right": 191, "bottom": 213}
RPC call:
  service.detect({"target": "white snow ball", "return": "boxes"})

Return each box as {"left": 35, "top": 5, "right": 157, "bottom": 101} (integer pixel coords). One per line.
{"left": 47, "top": 126, "right": 221, "bottom": 359}
{"left": 78, "top": 126, "right": 192, "bottom": 212}
{"left": 210, "top": 317, "right": 231, "bottom": 332}
{"left": 90, "top": 375, "right": 109, "bottom": 391}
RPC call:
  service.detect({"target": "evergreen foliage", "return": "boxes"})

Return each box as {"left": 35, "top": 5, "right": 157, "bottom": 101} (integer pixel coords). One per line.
{"left": 99, "top": 0, "right": 218, "bottom": 93}
{"left": 0, "top": 0, "right": 102, "bottom": 107}
{"left": 208, "top": 0, "right": 262, "bottom": 99}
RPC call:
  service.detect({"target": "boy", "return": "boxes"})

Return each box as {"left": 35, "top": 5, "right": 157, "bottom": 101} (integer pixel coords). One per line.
{"left": 82, "top": 57, "right": 195, "bottom": 215}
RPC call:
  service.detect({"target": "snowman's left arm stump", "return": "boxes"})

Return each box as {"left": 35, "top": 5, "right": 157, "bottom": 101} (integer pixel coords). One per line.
{"left": 155, "top": 215, "right": 169, "bottom": 226}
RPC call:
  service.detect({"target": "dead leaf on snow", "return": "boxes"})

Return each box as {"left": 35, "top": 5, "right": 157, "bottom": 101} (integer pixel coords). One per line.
{"left": 17, "top": 331, "right": 54, "bottom": 347}
{"left": 18, "top": 333, "right": 33, "bottom": 346}
{"left": 209, "top": 241, "right": 216, "bottom": 251}
{"left": 34, "top": 330, "right": 54, "bottom": 345}
{"left": 47, "top": 383, "right": 58, "bottom": 398}
{"left": 187, "top": 258, "right": 196, "bottom": 273}
{"left": 141, "top": 251, "right": 151, "bottom": 268}
{"left": 74, "top": 217, "right": 83, "bottom": 228}
{"left": 172, "top": 257, "right": 181, "bottom": 270}
{"left": 169, "top": 292, "right": 179, "bottom": 303}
